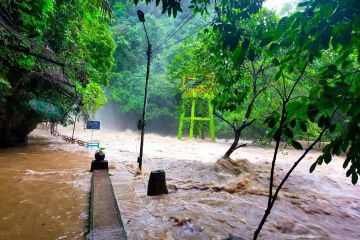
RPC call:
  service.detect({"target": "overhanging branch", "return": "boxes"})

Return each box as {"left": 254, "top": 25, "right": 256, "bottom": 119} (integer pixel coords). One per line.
{"left": 214, "top": 111, "right": 236, "bottom": 130}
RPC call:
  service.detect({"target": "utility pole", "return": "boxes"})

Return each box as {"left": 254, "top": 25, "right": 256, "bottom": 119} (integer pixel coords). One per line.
{"left": 137, "top": 10, "right": 151, "bottom": 171}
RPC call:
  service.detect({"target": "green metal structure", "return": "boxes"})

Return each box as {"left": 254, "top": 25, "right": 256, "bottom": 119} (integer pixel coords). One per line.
{"left": 177, "top": 74, "right": 216, "bottom": 141}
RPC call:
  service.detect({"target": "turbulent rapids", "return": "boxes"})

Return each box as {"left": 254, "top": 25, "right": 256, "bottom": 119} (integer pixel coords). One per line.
{"left": 69, "top": 124, "right": 360, "bottom": 239}
{"left": 0, "top": 125, "right": 359, "bottom": 239}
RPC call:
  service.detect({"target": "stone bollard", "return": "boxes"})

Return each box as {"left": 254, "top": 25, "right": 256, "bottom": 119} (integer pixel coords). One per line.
{"left": 147, "top": 170, "right": 168, "bottom": 196}
{"left": 90, "top": 160, "right": 108, "bottom": 172}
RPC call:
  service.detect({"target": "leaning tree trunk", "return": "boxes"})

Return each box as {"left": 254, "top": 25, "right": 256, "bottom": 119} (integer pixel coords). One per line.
{"left": 224, "top": 129, "right": 241, "bottom": 158}
{"left": 223, "top": 119, "right": 255, "bottom": 158}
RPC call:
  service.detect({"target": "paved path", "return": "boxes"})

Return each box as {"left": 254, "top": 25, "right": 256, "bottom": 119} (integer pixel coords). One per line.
{"left": 89, "top": 170, "right": 127, "bottom": 240}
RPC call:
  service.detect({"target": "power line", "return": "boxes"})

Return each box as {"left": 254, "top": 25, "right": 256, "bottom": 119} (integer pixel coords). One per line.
{"left": 155, "top": 10, "right": 192, "bottom": 48}
{"left": 154, "top": 11, "right": 193, "bottom": 50}
{"left": 157, "top": 21, "right": 213, "bottom": 51}
{"left": 157, "top": 14, "right": 194, "bottom": 50}
{"left": 154, "top": 26, "right": 214, "bottom": 67}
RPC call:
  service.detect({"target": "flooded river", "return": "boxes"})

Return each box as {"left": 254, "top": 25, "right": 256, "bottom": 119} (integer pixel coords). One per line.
{"left": 60, "top": 124, "right": 360, "bottom": 240}
{"left": 1, "top": 124, "right": 359, "bottom": 240}
{"left": 0, "top": 129, "right": 90, "bottom": 240}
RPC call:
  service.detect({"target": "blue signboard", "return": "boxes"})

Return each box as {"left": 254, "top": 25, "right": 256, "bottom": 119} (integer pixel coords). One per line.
{"left": 86, "top": 120, "right": 100, "bottom": 130}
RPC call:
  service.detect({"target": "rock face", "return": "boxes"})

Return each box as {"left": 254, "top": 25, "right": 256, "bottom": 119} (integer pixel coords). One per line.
{"left": 0, "top": 68, "right": 74, "bottom": 147}
{"left": 0, "top": 99, "right": 39, "bottom": 147}
{"left": 0, "top": 6, "right": 78, "bottom": 147}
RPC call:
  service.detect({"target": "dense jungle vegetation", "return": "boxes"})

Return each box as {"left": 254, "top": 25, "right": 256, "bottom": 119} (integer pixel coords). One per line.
{"left": 1, "top": 0, "right": 359, "bottom": 238}
{"left": 0, "top": 0, "right": 115, "bottom": 146}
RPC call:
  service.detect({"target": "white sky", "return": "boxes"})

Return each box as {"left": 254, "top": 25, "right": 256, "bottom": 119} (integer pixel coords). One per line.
{"left": 263, "top": 0, "right": 296, "bottom": 13}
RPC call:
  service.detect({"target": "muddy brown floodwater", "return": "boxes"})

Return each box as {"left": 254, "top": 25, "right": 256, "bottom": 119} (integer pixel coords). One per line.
{"left": 0, "top": 129, "right": 91, "bottom": 240}
{"left": 57, "top": 123, "right": 360, "bottom": 240}
{"left": 2, "top": 124, "right": 360, "bottom": 240}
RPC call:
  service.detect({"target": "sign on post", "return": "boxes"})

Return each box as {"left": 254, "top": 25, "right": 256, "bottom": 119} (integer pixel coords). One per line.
{"left": 86, "top": 121, "right": 100, "bottom": 130}
{"left": 86, "top": 120, "right": 100, "bottom": 148}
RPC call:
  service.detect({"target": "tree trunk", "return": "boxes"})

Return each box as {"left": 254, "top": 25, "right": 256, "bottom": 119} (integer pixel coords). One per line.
{"left": 147, "top": 170, "right": 168, "bottom": 196}
{"left": 224, "top": 129, "right": 241, "bottom": 158}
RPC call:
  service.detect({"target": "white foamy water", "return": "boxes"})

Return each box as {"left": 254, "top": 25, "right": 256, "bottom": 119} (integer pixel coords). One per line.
{"left": 56, "top": 123, "right": 360, "bottom": 240}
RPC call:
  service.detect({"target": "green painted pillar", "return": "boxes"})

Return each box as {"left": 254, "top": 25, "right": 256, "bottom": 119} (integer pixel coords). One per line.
{"left": 177, "top": 102, "right": 185, "bottom": 140}
{"left": 189, "top": 99, "right": 196, "bottom": 139}
{"left": 208, "top": 99, "right": 216, "bottom": 141}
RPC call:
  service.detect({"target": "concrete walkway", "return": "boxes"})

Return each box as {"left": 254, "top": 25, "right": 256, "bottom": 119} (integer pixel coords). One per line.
{"left": 88, "top": 170, "right": 127, "bottom": 240}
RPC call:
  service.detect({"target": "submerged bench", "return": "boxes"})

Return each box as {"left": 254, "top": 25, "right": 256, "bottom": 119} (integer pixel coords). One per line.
{"left": 88, "top": 169, "right": 127, "bottom": 240}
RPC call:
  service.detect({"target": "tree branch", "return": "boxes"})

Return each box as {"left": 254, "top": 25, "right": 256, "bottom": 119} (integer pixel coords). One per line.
{"left": 286, "top": 60, "right": 310, "bottom": 102}
{"left": 214, "top": 111, "right": 236, "bottom": 130}
{"left": 235, "top": 143, "right": 247, "bottom": 150}
{"left": 254, "top": 104, "right": 339, "bottom": 240}
{"left": 253, "top": 68, "right": 356, "bottom": 240}
{"left": 257, "top": 64, "right": 273, "bottom": 75}
{"left": 254, "top": 86, "right": 267, "bottom": 99}
{"left": 281, "top": 73, "right": 287, "bottom": 100}
{"left": 256, "top": 58, "right": 267, "bottom": 74}
{"left": 275, "top": 86, "right": 284, "bottom": 101}
{"left": 4, "top": 43, "right": 65, "bottom": 67}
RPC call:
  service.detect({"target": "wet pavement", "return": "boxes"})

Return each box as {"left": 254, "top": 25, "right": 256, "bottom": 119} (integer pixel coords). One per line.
{"left": 89, "top": 170, "right": 127, "bottom": 240}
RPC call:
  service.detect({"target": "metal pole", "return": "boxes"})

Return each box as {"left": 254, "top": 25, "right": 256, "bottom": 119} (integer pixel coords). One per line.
{"left": 71, "top": 114, "right": 77, "bottom": 141}
{"left": 138, "top": 22, "right": 151, "bottom": 171}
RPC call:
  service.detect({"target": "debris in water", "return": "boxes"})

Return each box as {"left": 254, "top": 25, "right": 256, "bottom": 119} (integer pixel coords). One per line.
{"left": 170, "top": 216, "right": 192, "bottom": 226}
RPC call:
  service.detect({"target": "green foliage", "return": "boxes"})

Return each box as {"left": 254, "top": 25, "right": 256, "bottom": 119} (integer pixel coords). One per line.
{"left": 0, "top": 74, "right": 11, "bottom": 92}
{"left": 0, "top": 0, "right": 116, "bottom": 123}
{"left": 1, "top": 0, "right": 359, "bottom": 184}
{"left": 110, "top": 69, "right": 179, "bottom": 120}
{"left": 76, "top": 82, "right": 108, "bottom": 113}
{"left": 168, "top": 9, "right": 279, "bottom": 142}
{"left": 135, "top": 0, "right": 263, "bottom": 19}
{"left": 7, "top": 0, "right": 55, "bottom": 36}
{"left": 166, "top": 0, "right": 360, "bottom": 183}
{"left": 17, "top": 54, "right": 36, "bottom": 70}
{"left": 258, "top": 0, "right": 360, "bottom": 184}
{"left": 97, "top": 147, "right": 106, "bottom": 153}
{"left": 109, "top": 1, "right": 205, "bottom": 126}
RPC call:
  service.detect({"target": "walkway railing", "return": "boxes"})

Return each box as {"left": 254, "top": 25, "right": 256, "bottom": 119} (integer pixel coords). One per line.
{"left": 40, "top": 123, "right": 87, "bottom": 147}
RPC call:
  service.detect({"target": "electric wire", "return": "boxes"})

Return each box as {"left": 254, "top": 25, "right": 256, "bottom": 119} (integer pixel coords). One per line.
{"left": 134, "top": 10, "right": 215, "bottom": 160}
{"left": 157, "top": 21, "right": 213, "bottom": 51}
{"left": 154, "top": 10, "right": 193, "bottom": 50}
{"left": 154, "top": 11, "right": 191, "bottom": 49}
{"left": 159, "top": 14, "right": 194, "bottom": 48}
{"left": 155, "top": 31, "right": 213, "bottom": 63}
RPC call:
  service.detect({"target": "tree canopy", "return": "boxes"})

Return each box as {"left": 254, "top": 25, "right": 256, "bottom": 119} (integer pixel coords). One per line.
{"left": 0, "top": 0, "right": 115, "bottom": 145}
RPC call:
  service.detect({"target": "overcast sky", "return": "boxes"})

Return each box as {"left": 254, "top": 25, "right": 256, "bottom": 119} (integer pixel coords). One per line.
{"left": 263, "top": 0, "right": 296, "bottom": 12}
